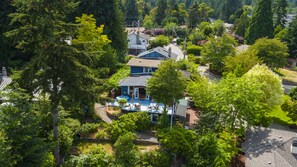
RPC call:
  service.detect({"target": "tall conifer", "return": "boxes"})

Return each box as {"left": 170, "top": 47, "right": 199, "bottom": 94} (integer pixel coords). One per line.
{"left": 246, "top": 0, "right": 274, "bottom": 44}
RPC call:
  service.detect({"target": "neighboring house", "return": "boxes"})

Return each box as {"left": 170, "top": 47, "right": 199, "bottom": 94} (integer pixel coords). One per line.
{"left": 128, "top": 31, "right": 150, "bottom": 55}
{"left": 119, "top": 58, "right": 161, "bottom": 100}
{"left": 243, "top": 124, "right": 297, "bottom": 167}
{"left": 137, "top": 46, "right": 178, "bottom": 60}
{"left": 0, "top": 67, "right": 11, "bottom": 91}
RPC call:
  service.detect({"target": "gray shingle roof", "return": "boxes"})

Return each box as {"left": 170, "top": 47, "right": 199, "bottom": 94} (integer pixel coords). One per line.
{"left": 0, "top": 77, "right": 12, "bottom": 90}
{"left": 137, "top": 47, "right": 178, "bottom": 60}
{"left": 119, "top": 75, "right": 151, "bottom": 87}
{"left": 127, "top": 58, "right": 161, "bottom": 68}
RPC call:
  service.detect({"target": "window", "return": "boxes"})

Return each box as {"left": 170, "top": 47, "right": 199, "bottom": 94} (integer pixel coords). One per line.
{"left": 143, "top": 67, "right": 152, "bottom": 73}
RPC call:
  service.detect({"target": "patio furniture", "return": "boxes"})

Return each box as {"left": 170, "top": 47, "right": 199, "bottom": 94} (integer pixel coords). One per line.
{"left": 116, "top": 95, "right": 130, "bottom": 101}
{"left": 134, "top": 103, "right": 141, "bottom": 109}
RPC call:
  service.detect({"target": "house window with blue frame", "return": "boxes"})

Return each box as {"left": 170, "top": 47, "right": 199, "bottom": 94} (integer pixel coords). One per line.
{"left": 143, "top": 67, "right": 152, "bottom": 74}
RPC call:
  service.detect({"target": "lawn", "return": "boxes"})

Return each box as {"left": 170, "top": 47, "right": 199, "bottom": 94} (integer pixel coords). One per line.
{"left": 278, "top": 68, "right": 297, "bottom": 85}
{"left": 77, "top": 142, "right": 114, "bottom": 154}
{"left": 268, "top": 106, "right": 297, "bottom": 126}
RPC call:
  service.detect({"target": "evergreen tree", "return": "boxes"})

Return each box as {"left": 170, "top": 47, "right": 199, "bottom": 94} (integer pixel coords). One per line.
{"left": 155, "top": 0, "right": 167, "bottom": 25}
{"left": 188, "top": 3, "right": 200, "bottom": 28}
{"left": 246, "top": 0, "right": 274, "bottom": 44}
{"left": 286, "top": 16, "right": 297, "bottom": 58}
{"left": 234, "top": 6, "right": 251, "bottom": 37}
{"left": 72, "top": 0, "right": 127, "bottom": 62}
{"left": 274, "top": 0, "right": 288, "bottom": 28}
{"left": 220, "top": 0, "right": 242, "bottom": 23}
{"left": 6, "top": 1, "right": 111, "bottom": 166}
{"left": 125, "top": 0, "right": 139, "bottom": 26}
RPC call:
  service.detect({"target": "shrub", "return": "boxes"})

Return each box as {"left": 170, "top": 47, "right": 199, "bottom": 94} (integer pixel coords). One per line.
{"left": 137, "top": 150, "right": 170, "bottom": 167}
{"left": 79, "top": 123, "right": 101, "bottom": 134}
{"left": 150, "top": 35, "right": 170, "bottom": 48}
{"left": 154, "top": 28, "right": 165, "bottom": 36}
{"left": 118, "top": 98, "right": 128, "bottom": 108}
{"left": 186, "top": 45, "right": 202, "bottom": 56}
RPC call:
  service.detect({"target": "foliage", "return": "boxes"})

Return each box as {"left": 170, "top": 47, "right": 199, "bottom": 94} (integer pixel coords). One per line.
{"left": 242, "top": 64, "right": 284, "bottom": 108}
{"left": 274, "top": 0, "right": 288, "bottom": 28}
{"left": 114, "top": 132, "right": 138, "bottom": 166}
{"left": 281, "top": 96, "right": 297, "bottom": 122}
{"left": 224, "top": 51, "right": 261, "bottom": 77}
{"left": 155, "top": 0, "right": 167, "bottom": 25}
{"left": 289, "top": 87, "right": 297, "bottom": 101}
{"left": 79, "top": 123, "right": 101, "bottom": 134}
{"left": 220, "top": 0, "right": 243, "bottom": 23}
{"left": 125, "top": 0, "right": 139, "bottom": 26}
{"left": 72, "top": 0, "right": 127, "bottom": 62}
{"left": 246, "top": 0, "right": 274, "bottom": 44}
{"left": 247, "top": 38, "right": 288, "bottom": 69}
{"left": 188, "top": 2, "right": 213, "bottom": 28}
{"left": 0, "top": 130, "right": 13, "bottom": 166}
{"left": 107, "top": 66, "right": 130, "bottom": 90}
{"left": 212, "top": 20, "right": 226, "bottom": 36}
{"left": 150, "top": 35, "right": 170, "bottom": 48}
{"left": 118, "top": 98, "right": 128, "bottom": 108}
{"left": 147, "top": 59, "right": 186, "bottom": 110}
{"left": 157, "top": 128, "right": 197, "bottom": 157}
{"left": 137, "top": 150, "right": 170, "bottom": 167}
{"left": 186, "top": 45, "right": 203, "bottom": 56}
{"left": 0, "top": 87, "right": 51, "bottom": 166}
{"left": 234, "top": 6, "right": 251, "bottom": 37}
{"left": 64, "top": 145, "right": 113, "bottom": 167}
{"left": 201, "top": 34, "right": 237, "bottom": 74}
{"left": 286, "top": 15, "right": 297, "bottom": 58}
{"left": 106, "top": 112, "right": 150, "bottom": 141}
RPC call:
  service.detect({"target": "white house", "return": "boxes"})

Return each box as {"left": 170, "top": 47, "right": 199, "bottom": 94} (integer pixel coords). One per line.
{"left": 128, "top": 31, "right": 150, "bottom": 55}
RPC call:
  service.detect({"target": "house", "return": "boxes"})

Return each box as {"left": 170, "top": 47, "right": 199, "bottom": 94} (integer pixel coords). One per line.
{"left": 137, "top": 46, "right": 178, "bottom": 60}
{"left": 0, "top": 67, "right": 11, "bottom": 91}
{"left": 128, "top": 31, "right": 150, "bottom": 55}
{"left": 243, "top": 124, "right": 297, "bottom": 167}
{"left": 119, "top": 58, "right": 161, "bottom": 100}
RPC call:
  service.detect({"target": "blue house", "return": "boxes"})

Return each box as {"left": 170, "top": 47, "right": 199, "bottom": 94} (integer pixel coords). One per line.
{"left": 119, "top": 58, "right": 161, "bottom": 100}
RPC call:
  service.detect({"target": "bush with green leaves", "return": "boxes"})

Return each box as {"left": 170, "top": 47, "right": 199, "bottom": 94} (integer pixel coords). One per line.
{"left": 187, "top": 45, "right": 203, "bottom": 56}
{"left": 150, "top": 35, "right": 170, "bottom": 48}
{"left": 64, "top": 145, "right": 113, "bottom": 167}
{"left": 137, "top": 150, "right": 170, "bottom": 167}
{"left": 79, "top": 123, "right": 101, "bottom": 134}
{"left": 106, "top": 112, "right": 150, "bottom": 141}
{"left": 118, "top": 98, "right": 128, "bottom": 108}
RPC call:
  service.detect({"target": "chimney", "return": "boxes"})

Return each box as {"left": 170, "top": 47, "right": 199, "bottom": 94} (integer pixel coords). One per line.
{"left": 168, "top": 47, "right": 172, "bottom": 58}
{"left": 2, "top": 67, "right": 7, "bottom": 76}
{"left": 136, "top": 31, "right": 140, "bottom": 45}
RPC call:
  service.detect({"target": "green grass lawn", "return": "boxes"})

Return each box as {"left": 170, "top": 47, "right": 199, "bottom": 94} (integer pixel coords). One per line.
{"left": 268, "top": 106, "right": 297, "bottom": 126}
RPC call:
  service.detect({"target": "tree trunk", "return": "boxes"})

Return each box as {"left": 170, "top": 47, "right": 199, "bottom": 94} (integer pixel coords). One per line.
{"left": 52, "top": 104, "right": 60, "bottom": 167}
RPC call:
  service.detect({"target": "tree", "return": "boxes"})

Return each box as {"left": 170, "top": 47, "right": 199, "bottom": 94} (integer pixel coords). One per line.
{"left": 274, "top": 0, "right": 288, "bottom": 28}
{"left": 137, "top": 150, "right": 170, "bottom": 167}
{"left": 234, "top": 6, "right": 251, "bottom": 37}
{"left": 246, "top": 0, "right": 274, "bottom": 44}
{"left": 114, "top": 132, "right": 138, "bottom": 166}
{"left": 220, "top": 0, "right": 242, "bottom": 22}
{"left": 242, "top": 64, "right": 284, "bottom": 108}
{"left": 6, "top": 3, "right": 110, "bottom": 165}
{"left": 224, "top": 51, "right": 261, "bottom": 77}
{"left": 157, "top": 128, "right": 197, "bottom": 157}
{"left": 212, "top": 20, "right": 226, "bottom": 37}
{"left": 247, "top": 38, "right": 288, "bottom": 69}
{"left": 155, "top": 0, "right": 167, "bottom": 25}
{"left": 147, "top": 59, "right": 186, "bottom": 111}
{"left": 0, "top": 87, "right": 51, "bottom": 166}
{"left": 286, "top": 15, "right": 297, "bottom": 58}
{"left": 125, "top": 0, "right": 139, "bottom": 26}
{"left": 0, "top": 130, "right": 13, "bottom": 166}
{"left": 201, "top": 34, "right": 237, "bottom": 74}
{"left": 187, "top": 3, "right": 213, "bottom": 29}
{"left": 150, "top": 35, "right": 170, "bottom": 47}
{"left": 72, "top": 0, "right": 127, "bottom": 62}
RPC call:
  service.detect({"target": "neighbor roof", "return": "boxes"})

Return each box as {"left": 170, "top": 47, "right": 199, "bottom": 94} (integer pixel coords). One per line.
{"left": 0, "top": 77, "right": 12, "bottom": 90}
{"left": 137, "top": 47, "right": 178, "bottom": 59}
{"left": 127, "top": 58, "right": 161, "bottom": 68}
{"left": 119, "top": 75, "right": 152, "bottom": 87}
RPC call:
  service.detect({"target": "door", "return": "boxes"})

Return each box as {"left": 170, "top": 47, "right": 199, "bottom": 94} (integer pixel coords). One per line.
{"left": 134, "top": 88, "right": 139, "bottom": 99}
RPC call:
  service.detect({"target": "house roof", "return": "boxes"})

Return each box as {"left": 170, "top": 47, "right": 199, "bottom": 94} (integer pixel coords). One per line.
{"left": 0, "top": 77, "right": 12, "bottom": 90}
{"left": 137, "top": 47, "right": 178, "bottom": 59}
{"left": 119, "top": 75, "right": 152, "bottom": 87}
{"left": 127, "top": 58, "right": 161, "bottom": 68}
{"left": 243, "top": 124, "right": 297, "bottom": 167}
{"left": 128, "top": 31, "right": 150, "bottom": 40}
